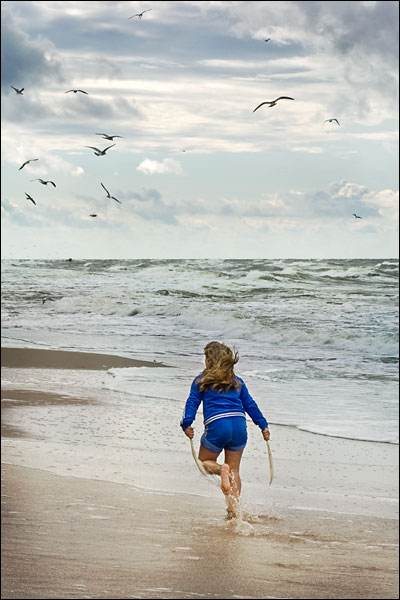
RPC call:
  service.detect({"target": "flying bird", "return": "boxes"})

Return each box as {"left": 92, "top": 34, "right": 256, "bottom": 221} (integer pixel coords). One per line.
{"left": 128, "top": 9, "right": 152, "bottom": 19}
{"left": 96, "top": 133, "right": 124, "bottom": 141}
{"left": 353, "top": 213, "right": 363, "bottom": 219}
{"left": 264, "top": 38, "right": 271, "bottom": 42}
{"left": 65, "top": 89, "right": 88, "bottom": 94}
{"left": 11, "top": 86, "right": 24, "bottom": 94}
{"left": 25, "top": 193, "right": 36, "bottom": 206}
{"left": 101, "top": 182, "right": 121, "bottom": 204}
{"left": 85, "top": 144, "right": 115, "bottom": 156}
{"left": 19, "top": 159, "right": 39, "bottom": 170}
{"left": 253, "top": 97, "right": 295, "bottom": 112}
{"left": 324, "top": 118, "right": 340, "bottom": 126}
{"left": 31, "top": 178, "right": 56, "bottom": 187}
{"left": 89, "top": 214, "right": 98, "bottom": 217}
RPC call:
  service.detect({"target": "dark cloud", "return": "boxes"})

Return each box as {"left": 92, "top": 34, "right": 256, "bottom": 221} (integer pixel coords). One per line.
{"left": 266, "top": 180, "right": 381, "bottom": 219}
{"left": 315, "top": 1, "right": 398, "bottom": 62}
{"left": 116, "top": 180, "right": 383, "bottom": 223}
{"left": 1, "top": 178, "right": 391, "bottom": 235}
{"left": 2, "top": 92, "right": 143, "bottom": 126}
{"left": 1, "top": 8, "right": 64, "bottom": 91}
{"left": 124, "top": 188, "right": 179, "bottom": 224}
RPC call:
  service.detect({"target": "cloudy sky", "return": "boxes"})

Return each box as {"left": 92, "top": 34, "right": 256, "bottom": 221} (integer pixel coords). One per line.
{"left": 1, "top": 0, "right": 398, "bottom": 259}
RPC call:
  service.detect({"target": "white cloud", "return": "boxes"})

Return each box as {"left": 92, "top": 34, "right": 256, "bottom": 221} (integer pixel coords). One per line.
{"left": 291, "top": 146, "right": 323, "bottom": 154}
{"left": 364, "top": 189, "right": 398, "bottom": 224}
{"left": 1, "top": 130, "right": 85, "bottom": 177}
{"left": 136, "top": 158, "right": 184, "bottom": 175}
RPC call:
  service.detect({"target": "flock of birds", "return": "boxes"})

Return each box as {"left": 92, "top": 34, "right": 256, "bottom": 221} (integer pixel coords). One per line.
{"left": 10, "top": 7, "right": 362, "bottom": 220}
{"left": 16, "top": 125, "right": 123, "bottom": 213}
{"left": 14, "top": 95, "right": 126, "bottom": 212}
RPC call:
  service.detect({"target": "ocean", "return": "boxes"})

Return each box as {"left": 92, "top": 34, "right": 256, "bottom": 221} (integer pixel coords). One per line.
{"left": 2, "top": 258, "right": 398, "bottom": 447}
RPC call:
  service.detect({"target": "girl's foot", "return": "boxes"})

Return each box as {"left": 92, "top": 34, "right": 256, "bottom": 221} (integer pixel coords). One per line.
{"left": 226, "top": 495, "right": 239, "bottom": 519}
{"left": 220, "top": 463, "right": 231, "bottom": 495}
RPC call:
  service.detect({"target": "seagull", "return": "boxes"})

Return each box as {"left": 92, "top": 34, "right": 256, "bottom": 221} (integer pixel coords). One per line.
{"left": 65, "top": 89, "right": 88, "bottom": 94}
{"left": 25, "top": 193, "right": 36, "bottom": 206}
{"left": 101, "top": 182, "right": 121, "bottom": 203}
{"left": 324, "top": 118, "right": 340, "bottom": 126}
{"left": 30, "top": 178, "right": 56, "bottom": 187}
{"left": 11, "top": 86, "right": 24, "bottom": 94}
{"left": 96, "top": 133, "right": 124, "bottom": 141}
{"left": 353, "top": 213, "right": 363, "bottom": 219}
{"left": 128, "top": 9, "right": 152, "bottom": 19}
{"left": 253, "top": 97, "right": 295, "bottom": 112}
{"left": 85, "top": 144, "right": 115, "bottom": 156}
{"left": 19, "top": 159, "right": 39, "bottom": 170}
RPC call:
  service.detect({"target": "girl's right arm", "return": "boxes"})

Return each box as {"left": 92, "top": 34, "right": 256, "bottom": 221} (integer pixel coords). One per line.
{"left": 180, "top": 379, "right": 202, "bottom": 432}
{"left": 239, "top": 380, "right": 269, "bottom": 431}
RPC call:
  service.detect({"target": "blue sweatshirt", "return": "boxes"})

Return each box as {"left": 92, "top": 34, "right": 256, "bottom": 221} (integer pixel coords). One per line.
{"left": 180, "top": 374, "right": 268, "bottom": 431}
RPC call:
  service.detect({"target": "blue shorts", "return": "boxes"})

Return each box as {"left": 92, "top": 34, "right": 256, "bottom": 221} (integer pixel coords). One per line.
{"left": 201, "top": 416, "right": 247, "bottom": 454}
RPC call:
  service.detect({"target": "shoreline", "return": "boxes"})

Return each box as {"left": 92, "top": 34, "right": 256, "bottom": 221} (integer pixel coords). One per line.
{"left": 1, "top": 345, "right": 396, "bottom": 446}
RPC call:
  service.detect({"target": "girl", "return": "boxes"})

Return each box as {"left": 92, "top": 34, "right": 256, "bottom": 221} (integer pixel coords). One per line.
{"left": 181, "top": 341, "right": 270, "bottom": 516}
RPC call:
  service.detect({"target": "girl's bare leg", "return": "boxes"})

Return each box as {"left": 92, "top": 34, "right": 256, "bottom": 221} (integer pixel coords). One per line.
{"left": 197, "top": 446, "right": 245, "bottom": 506}
{"left": 224, "top": 448, "right": 245, "bottom": 517}
{"left": 198, "top": 446, "right": 231, "bottom": 494}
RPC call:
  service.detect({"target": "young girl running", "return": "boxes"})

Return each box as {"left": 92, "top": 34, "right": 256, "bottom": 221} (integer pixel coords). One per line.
{"left": 181, "top": 341, "right": 270, "bottom": 516}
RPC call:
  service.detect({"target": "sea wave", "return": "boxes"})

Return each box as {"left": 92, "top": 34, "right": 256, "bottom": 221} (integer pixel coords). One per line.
{"left": 2, "top": 258, "right": 398, "bottom": 444}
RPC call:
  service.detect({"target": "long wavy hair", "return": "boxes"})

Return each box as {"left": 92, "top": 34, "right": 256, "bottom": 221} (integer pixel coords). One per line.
{"left": 198, "top": 341, "right": 239, "bottom": 393}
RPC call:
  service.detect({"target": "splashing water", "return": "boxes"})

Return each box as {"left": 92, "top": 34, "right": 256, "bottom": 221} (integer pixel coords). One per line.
{"left": 225, "top": 496, "right": 255, "bottom": 535}
{"left": 223, "top": 470, "right": 256, "bottom": 535}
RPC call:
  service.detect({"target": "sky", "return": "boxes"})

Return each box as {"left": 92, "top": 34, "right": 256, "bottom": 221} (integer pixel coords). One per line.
{"left": 1, "top": 0, "right": 399, "bottom": 259}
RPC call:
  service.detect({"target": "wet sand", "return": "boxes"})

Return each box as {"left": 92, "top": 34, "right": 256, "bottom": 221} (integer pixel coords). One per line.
{"left": 1, "top": 347, "right": 166, "bottom": 370}
{"left": 1, "top": 347, "right": 399, "bottom": 599}
{"left": 2, "top": 463, "right": 398, "bottom": 600}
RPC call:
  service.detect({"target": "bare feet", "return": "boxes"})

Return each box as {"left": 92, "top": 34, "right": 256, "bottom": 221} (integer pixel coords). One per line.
{"left": 225, "top": 496, "right": 239, "bottom": 520}
{"left": 220, "top": 463, "right": 231, "bottom": 495}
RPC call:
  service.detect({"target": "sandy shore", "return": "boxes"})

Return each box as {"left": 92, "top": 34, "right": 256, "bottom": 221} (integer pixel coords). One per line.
{"left": 1, "top": 347, "right": 399, "bottom": 599}
{"left": 1, "top": 347, "right": 167, "bottom": 370}
{"left": 2, "top": 463, "right": 398, "bottom": 600}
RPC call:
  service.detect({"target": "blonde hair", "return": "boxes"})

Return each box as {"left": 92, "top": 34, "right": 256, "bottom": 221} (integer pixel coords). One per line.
{"left": 198, "top": 341, "right": 239, "bottom": 393}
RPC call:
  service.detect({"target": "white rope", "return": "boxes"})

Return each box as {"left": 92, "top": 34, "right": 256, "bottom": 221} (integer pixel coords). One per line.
{"left": 266, "top": 440, "right": 274, "bottom": 485}
{"left": 189, "top": 438, "right": 208, "bottom": 476}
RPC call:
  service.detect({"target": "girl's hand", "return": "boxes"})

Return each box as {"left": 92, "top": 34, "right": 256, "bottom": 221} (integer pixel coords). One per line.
{"left": 184, "top": 426, "right": 194, "bottom": 439}
{"left": 262, "top": 428, "right": 270, "bottom": 441}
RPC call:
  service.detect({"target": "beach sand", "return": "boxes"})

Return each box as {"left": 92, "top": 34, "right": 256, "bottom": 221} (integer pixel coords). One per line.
{"left": 1, "top": 347, "right": 167, "bottom": 370}
{"left": 1, "top": 347, "right": 399, "bottom": 599}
